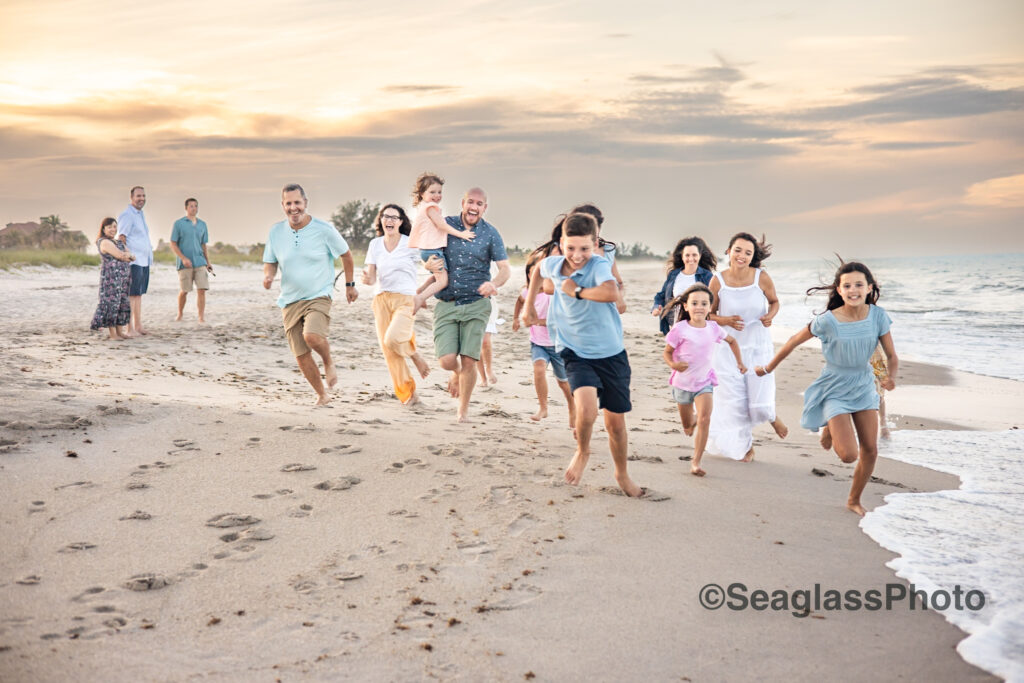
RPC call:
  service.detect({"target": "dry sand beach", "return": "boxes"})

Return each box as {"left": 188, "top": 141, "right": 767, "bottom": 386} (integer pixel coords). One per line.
{"left": 1, "top": 261, "right": 1020, "bottom": 681}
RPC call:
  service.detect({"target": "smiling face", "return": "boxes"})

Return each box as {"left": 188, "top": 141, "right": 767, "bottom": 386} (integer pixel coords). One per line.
{"left": 682, "top": 245, "right": 701, "bottom": 273}
{"left": 728, "top": 238, "right": 755, "bottom": 269}
{"left": 683, "top": 290, "right": 712, "bottom": 322}
{"left": 281, "top": 189, "right": 308, "bottom": 227}
{"left": 461, "top": 190, "right": 487, "bottom": 227}
{"left": 838, "top": 271, "right": 872, "bottom": 308}
{"left": 421, "top": 182, "right": 443, "bottom": 205}
{"left": 560, "top": 234, "right": 596, "bottom": 272}
{"left": 103, "top": 221, "right": 118, "bottom": 239}
{"left": 130, "top": 187, "right": 146, "bottom": 210}
{"left": 380, "top": 208, "right": 402, "bottom": 235}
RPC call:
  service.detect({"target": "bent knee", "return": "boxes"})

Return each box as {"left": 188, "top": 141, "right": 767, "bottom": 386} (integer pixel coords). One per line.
{"left": 835, "top": 449, "right": 858, "bottom": 464}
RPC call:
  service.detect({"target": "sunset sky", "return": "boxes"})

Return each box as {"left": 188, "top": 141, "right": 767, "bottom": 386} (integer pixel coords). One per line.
{"left": 2, "top": 0, "right": 1022, "bottom": 258}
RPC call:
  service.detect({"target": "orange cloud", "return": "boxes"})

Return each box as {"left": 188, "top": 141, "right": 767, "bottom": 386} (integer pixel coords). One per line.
{"left": 963, "top": 173, "right": 1024, "bottom": 208}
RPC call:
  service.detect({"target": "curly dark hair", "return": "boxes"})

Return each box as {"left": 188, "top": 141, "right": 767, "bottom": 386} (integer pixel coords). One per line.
{"left": 373, "top": 204, "right": 412, "bottom": 236}
{"left": 668, "top": 236, "right": 717, "bottom": 273}
{"left": 411, "top": 172, "right": 444, "bottom": 206}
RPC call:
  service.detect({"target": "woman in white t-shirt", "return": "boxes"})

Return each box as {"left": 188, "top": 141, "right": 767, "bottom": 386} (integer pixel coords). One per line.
{"left": 362, "top": 204, "right": 431, "bottom": 405}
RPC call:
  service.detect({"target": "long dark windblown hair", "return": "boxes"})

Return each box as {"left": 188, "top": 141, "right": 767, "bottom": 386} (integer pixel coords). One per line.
{"left": 661, "top": 283, "right": 715, "bottom": 323}
{"left": 668, "top": 236, "right": 717, "bottom": 273}
{"left": 725, "top": 232, "right": 772, "bottom": 269}
{"left": 806, "top": 260, "right": 881, "bottom": 312}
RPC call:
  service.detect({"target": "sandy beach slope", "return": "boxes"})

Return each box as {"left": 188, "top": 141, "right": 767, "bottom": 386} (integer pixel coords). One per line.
{"left": 1, "top": 261, "right": 1018, "bottom": 681}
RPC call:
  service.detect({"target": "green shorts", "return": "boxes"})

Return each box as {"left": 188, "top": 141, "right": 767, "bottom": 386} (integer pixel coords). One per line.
{"left": 432, "top": 298, "right": 491, "bottom": 360}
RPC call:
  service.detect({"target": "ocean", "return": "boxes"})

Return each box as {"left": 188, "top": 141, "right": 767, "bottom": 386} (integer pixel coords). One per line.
{"left": 763, "top": 254, "right": 1024, "bottom": 680}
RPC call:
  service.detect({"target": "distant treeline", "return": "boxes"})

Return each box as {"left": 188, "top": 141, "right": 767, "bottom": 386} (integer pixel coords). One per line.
{"left": 0, "top": 216, "right": 89, "bottom": 251}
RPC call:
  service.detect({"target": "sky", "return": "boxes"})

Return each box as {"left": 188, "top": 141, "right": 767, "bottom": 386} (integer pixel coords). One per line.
{"left": 1, "top": 0, "right": 1023, "bottom": 259}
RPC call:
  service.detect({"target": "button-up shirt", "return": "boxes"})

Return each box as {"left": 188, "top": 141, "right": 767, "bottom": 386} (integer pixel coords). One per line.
{"left": 116, "top": 205, "right": 153, "bottom": 267}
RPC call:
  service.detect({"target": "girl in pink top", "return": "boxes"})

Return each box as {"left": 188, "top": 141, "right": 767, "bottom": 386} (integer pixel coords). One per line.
{"left": 513, "top": 255, "right": 575, "bottom": 427}
{"left": 407, "top": 172, "right": 475, "bottom": 312}
{"left": 662, "top": 284, "right": 746, "bottom": 476}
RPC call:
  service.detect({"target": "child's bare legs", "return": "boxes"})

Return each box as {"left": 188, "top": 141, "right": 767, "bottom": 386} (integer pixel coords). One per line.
{"left": 530, "top": 359, "right": 548, "bottom": 421}
{"left": 477, "top": 333, "right": 493, "bottom": 388}
{"left": 879, "top": 393, "right": 891, "bottom": 439}
{"left": 604, "top": 410, "right": 643, "bottom": 497}
{"left": 556, "top": 379, "right": 575, "bottom": 430}
{"left": 819, "top": 425, "right": 833, "bottom": 450}
{"left": 827, "top": 410, "right": 880, "bottom": 516}
{"left": 413, "top": 269, "right": 448, "bottom": 313}
{"left": 691, "top": 393, "right": 713, "bottom": 476}
{"left": 565, "top": 387, "right": 598, "bottom": 485}
{"left": 677, "top": 403, "right": 696, "bottom": 436}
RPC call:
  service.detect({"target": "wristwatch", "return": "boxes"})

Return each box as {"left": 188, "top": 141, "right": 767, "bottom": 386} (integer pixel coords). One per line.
{"left": 345, "top": 281, "right": 356, "bottom": 287}
{"left": 574, "top": 286, "right": 583, "bottom": 300}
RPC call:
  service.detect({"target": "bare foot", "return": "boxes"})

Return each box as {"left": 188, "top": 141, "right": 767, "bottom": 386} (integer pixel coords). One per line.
{"left": 488, "top": 373, "right": 498, "bottom": 385}
{"left": 742, "top": 447, "right": 755, "bottom": 462}
{"left": 137, "top": 328, "right": 149, "bottom": 336}
{"left": 324, "top": 362, "right": 338, "bottom": 389}
{"left": 174, "top": 314, "right": 182, "bottom": 322}
{"left": 564, "top": 450, "right": 590, "bottom": 485}
{"left": 819, "top": 428, "right": 833, "bottom": 450}
{"left": 411, "top": 352, "right": 430, "bottom": 379}
{"left": 690, "top": 466, "right": 707, "bottom": 477}
{"left": 406, "top": 392, "right": 421, "bottom": 406}
{"left": 198, "top": 317, "right": 206, "bottom": 324}
{"left": 530, "top": 407, "right": 548, "bottom": 422}
{"left": 683, "top": 425, "right": 695, "bottom": 437}
{"left": 456, "top": 409, "right": 472, "bottom": 423}
{"left": 771, "top": 418, "right": 789, "bottom": 439}
{"left": 614, "top": 471, "right": 644, "bottom": 497}
{"left": 447, "top": 373, "right": 459, "bottom": 398}
{"left": 314, "top": 393, "right": 331, "bottom": 407}
{"left": 477, "top": 379, "right": 488, "bottom": 389}
{"left": 847, "top": 501, "right": 867, "bottom": 517}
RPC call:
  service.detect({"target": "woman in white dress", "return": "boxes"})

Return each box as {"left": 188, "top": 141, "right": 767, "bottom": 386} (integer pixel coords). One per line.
{"left": 706, "top": 232, "right": 788, "bottom": 460}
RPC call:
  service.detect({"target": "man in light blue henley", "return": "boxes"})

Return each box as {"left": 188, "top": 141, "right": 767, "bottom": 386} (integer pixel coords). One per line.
{"left": 263, "top": 183, "right": 357, "bottom": 406}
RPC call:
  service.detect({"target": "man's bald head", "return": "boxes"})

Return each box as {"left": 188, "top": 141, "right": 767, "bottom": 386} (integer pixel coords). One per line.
{"left": 460, "top": 187, "right": 488, "bottom": 228}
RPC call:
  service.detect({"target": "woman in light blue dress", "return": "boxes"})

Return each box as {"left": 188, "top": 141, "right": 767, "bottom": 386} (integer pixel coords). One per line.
{"left": 754, "top": 262, "right": 898, "bottom": 517}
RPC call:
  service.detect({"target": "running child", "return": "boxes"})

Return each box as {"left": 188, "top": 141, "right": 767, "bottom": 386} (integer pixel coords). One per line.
{"left": 407, "top": 172, "right": 474, "bottom": 312}
{"left": 819, "top": 342, "right": 891, "bottom": 449}
{"left": 662, "top": 283, "right": 746, "bottom": 476}
{"left": 513, "top": 253, "right": 575, "bottom": 426}
{"left": 755, "top": 261, "right": 898, "bottom": 517}
{"left": 477, "top": 295, "right": 500, "bottom": 387}
{"left": 523, "top": 212, "right": 646, "bottom": 497}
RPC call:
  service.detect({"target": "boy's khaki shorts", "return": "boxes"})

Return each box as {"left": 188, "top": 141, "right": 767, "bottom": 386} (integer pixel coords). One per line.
{"left": 282, "top": 297, "right": 331, "bottom": 357}
{"left": 178, "top": 267, "right": 210, "bottom": 292}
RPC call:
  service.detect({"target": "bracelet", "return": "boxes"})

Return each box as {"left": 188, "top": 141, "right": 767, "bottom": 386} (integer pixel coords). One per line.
{"left": 345, "top": 281, "right": 356, "bottom": 287}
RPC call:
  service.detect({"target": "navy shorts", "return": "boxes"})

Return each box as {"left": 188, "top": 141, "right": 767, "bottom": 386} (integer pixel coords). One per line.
{"left": 129, "top": 265, "right": 150, "bottom": 296}
{"left": 531, "top": 342, "right": 568, "bottom": 382}
{"left": 560, "top": 348, "right": 631, "bottom": 413}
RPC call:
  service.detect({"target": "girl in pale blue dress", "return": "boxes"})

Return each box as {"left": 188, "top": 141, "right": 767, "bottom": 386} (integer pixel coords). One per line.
{"left": 754, "top": 262, "right": 898, "bottom": 517}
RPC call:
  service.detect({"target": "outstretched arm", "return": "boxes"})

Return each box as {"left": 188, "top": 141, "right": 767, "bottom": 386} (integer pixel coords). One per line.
{"left": 429, "top": 206, "right": 474, "bottom": 241}
{"left": 755, "top": 325, "right": 813, "bottom": 376}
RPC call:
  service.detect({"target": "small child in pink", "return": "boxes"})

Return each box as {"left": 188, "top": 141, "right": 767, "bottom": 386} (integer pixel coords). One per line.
{"left": 662, "top": 283, "right": 746, "bottom": 476}
{"left": 407, "top": 172, "right": 474, "bottom": 312}
{"left": 513, "top": 255, "right": 575, "bottom": 427}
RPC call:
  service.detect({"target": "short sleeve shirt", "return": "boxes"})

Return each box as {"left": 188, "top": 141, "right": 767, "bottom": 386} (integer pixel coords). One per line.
{"left": 263, "top": 217, "right": 349, "bottom": 308}
{"left": 539, "top": 255, "right": 623, "bottom": 359}
{"left": 522, "top": 286, "right": 553, "bottom": 347}
{"left": 435, "top": 215, "right": 508, "bottom": 305}
{"left": 170, "top": 217, "right": 209, "bottom": 270}
{"left": 365, "top": 235, "right": 419, "bottom": 296}
{"left": 665, "top": 320, "right": 728, "bottom": 391}
{"left": 116, "top": 205, "right": 153, "bottom": 267}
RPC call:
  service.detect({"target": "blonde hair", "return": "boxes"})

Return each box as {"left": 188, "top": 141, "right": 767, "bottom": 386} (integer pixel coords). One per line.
{"left": 411, "top": 172, "right": 444, "bottom": 206}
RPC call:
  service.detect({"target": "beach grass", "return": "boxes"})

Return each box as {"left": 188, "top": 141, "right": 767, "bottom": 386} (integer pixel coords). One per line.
{"left": 0, "top": 249, "right": 100, "bottom": 269}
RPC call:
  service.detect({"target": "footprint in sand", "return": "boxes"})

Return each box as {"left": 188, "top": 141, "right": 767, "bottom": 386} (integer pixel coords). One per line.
{"left": 507, "top": 513, "right": 538, "bottom": 537}
{"left": 205, "top": 513, "right": 260, "bottom": 528}
{"left": 123, "top": 574, "right": 171, "bottom": 591}
{"left": 357, "top": 418, "right": 390, "bottom": 425}
{"left": 219, "top": 527, "right": 275, "bottom": 543}
{"left": 125, "top": 482, "right": 149, "bottom": 490}
{"left": 279, "top": 424, "right": 317, "bottom": 432}
{"left": 253, "top": 488, "right": 294, "bottom": 500}
{"left": 288, "top": 503, "right": 314, "bottom": 518}
{"left": 487, "top": 485, "right": 516, "bottom": 505}
{"left": 626, "top": 455, "right": 664, "bottom": 463}
{"left": 58, "top": 542, "right": 97, "bottom": 553}
{"left": 481, "top": 583, "right": 543, "bottom": 611}
{"left": 336, "top": 428, "right": 367, "bottom": 435}
{"left": 16, "top": 575, "right": 41, "bottom": 585}
{"left": 313, "top": 476, "right": 362, "bottom": 491}
{"left": 118, "top": 510, "right": 152, "bottom": 521}
{"left": 28, "top": 500, "right": 46, "bottom": 514}
{"left": 320, "top": 444, "right": 363, "bottom": 455}
{"left": 417, "top": 484, "right": 460, "bottom": 501}
{"left": 426, "top": 445, "right": 463, "bottom": 457}
{"left": 596, "top": 486, "right": 670, "bottom": 502}
{"left": 55, "top": 481, "right": 94, "bottom": 490}
{"left": 388, "top": 509, "right": 419, "bottom": 519}
{"left": 280, "top": 463, "right": 317, "bottom": 472}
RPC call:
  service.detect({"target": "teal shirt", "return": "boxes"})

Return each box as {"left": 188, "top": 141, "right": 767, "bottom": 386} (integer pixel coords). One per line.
{"left": 540, "top": 254, "right": 624, "bottom": 359}
{"left": 263, "top": 217, "right": 349, "bottom": 308}
{"left": 170, "top": 217, "right": 209, "bottom": 270}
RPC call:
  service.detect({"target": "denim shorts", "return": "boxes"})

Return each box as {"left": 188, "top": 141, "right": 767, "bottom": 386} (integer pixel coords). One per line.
{"left": 128, "top": 264, "right": 150, "bottom": 296}
{"left": 530, "top": 342, "right": 568, "bottom": 382}
{"left": 419, "top": 248, "right": 447, "bottom": 271}
{"left": 672, "top": 384, "right": 713, "bottom": 405}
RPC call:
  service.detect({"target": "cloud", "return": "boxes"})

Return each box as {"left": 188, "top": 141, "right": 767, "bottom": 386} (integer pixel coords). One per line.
{"left": 380, "top": 85, "right": 459, "bottom": 94}
{"left": 963, "top": 174, "right": 1024, "bottom": 208}
{"left": 866, "top": 141, "right": 973, "bottom": 151}
{"left": 789, "top": 35, "right": 908, "bottom": 50}
{"left": 0, "top": 127, "right": 80, "bottom": 160}
{"left": 803, "top": 75, "right": 1024, "bottom": 123}
{"left": 0, "top": 99, "right": 219, "bottom": 126}
{"left": 777, "top": 190, "right": 955, "bottom": 223}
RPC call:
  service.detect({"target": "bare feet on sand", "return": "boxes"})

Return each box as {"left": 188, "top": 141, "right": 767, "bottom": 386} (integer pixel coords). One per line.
{"left": 447, "top": 373, "right": 459, "bottom": 398}
{"left": 690, "top": 466, "right": 706, "bottom": 477}
{"left": 174, "top": 314, "right": 182, "bottom": 322}
{"left": 530, "top": 408, "right": 548, "bottom": 422}
{"left": 564, "top": 450, "right": 590, "bottom": 485}
{"left": 325, "top": 362, "right": 338, "bottom": 389}
{"left": 314, "top": 393, "right": 331, "bottom": 407}
{"left": 456, "top": 408, "right": 472, "bottom": 424}
{"left": 614, "top": 472, "right": 644, "bottom": 498}
{"left": 847, "top": 500, "right": 867, "bottom": 517}
{"left": 136, "top": 328, "right": 149, "bottom": 336}
{"left": 771, "top": 418, "right": 789, "bottom": 439}
{"left": 406, "top": 392, "right": 421, "bottom": 406}
{"left": 411, "top": 353, "right": 430, "bottom": 379}
{"left": 488, "top": 373, "right": 497, "bottom": 385}
{"left": 683, "top": 425, "right": 695, "bottom": 437}
{"left": 742, "top": 447, "right": 755, "bottom": 462}
{"left": 819, "top": 427, "right": 833, "bottom": 450}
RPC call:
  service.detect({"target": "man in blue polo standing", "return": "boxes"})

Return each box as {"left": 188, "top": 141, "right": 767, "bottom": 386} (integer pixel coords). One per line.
{"left": 170, "top": 197, "right": 212, "bottom": 323}
{"left": 117, "top": 186, "right": 153, "bottom": 336}
{"left": 263, "top": 183, "right": 357, "bottom": 406}
{"left": 428, "top": 187, "right": 511, "bottom": 422}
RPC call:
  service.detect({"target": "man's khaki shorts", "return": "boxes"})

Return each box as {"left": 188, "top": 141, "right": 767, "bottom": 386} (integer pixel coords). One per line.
{"left": 432, "top": 298, "right": 491, "bottom": 361}
{"left": 282, "top": 297, "right": 331, "bottom": 357}
{"left": 178, "top": 267, "right": 210, "bottom": 292}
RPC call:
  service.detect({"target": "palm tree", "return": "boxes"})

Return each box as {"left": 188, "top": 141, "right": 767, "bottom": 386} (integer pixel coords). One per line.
{"left": 38, "top": 215, "right": 69, "bottom": 248}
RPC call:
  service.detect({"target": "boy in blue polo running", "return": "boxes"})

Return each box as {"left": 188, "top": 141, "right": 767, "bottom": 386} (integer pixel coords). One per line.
{"left": 523, "top": 212, "right": 646, "bottom": 498}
